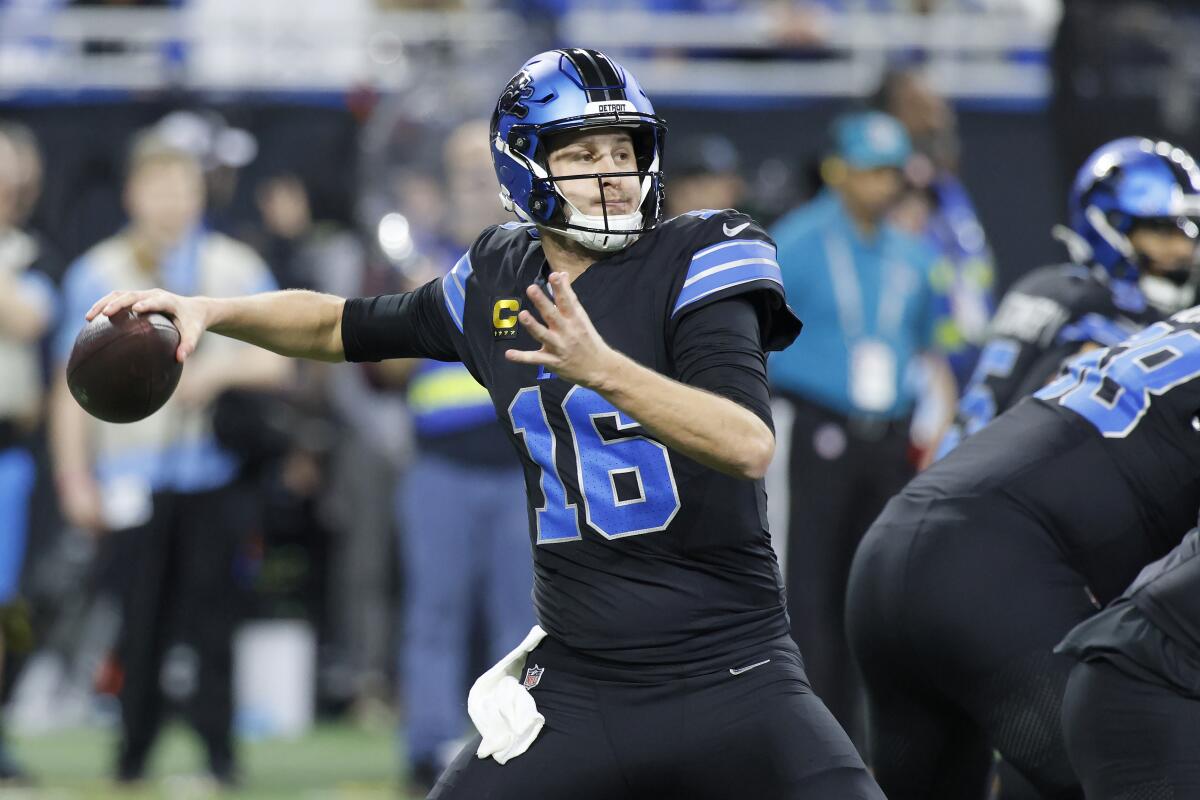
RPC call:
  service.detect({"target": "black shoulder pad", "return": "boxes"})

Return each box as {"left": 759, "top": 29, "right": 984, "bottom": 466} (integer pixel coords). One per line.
{"left": 664, "top": 209, "right": 801, "bottom": 352}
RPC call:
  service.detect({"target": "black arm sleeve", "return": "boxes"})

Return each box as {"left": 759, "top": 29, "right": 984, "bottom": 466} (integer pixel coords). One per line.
{"left": 670, "top": 296, "right": 774, "bottom": 433}
{"left": 340, "top": 277, "right": 460, "bottom": 363}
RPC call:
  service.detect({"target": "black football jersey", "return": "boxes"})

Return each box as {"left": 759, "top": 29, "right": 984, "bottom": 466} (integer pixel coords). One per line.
{"left": 912, "top": 307, "right": 1200, "bottom": 602}
{"left": 937, "top": 263, "right": 1161, "bottom": 457}
{"left": 355, "top": 210, "right": 802, "bottom": 669}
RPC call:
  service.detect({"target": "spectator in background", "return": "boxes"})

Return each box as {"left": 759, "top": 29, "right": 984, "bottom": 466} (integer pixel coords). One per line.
{"left": 664, "top": 134, "right": 746, "bottom": 218}
{"left": 154, "top": 110, "right": 259, "bottom": 236}
{"left": 0, "top": 122, "right": 44, "bottom": 230}
{"left": 0, "top": 122, "right": 64, "bottom": 284}
{"left": 383, "top": 119, "right": 533, "bottom": 795}
{"left": 254, "top": 173, "right": 327, "bottom": 290}
{"left": 768, "top": 110, "right": 956, "bottom": 748}
{"left": 48, "top": 132, "right": 290, "bottom": 788}
{"left": 873, "top": 67, "right": 996, "bottom": 390}
{"left": 0, "top": 127, "right": 55, "bottom": 786}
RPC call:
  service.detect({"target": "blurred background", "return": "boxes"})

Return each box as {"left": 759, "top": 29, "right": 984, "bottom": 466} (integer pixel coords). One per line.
{"left": 0, "top": 0, "right": 1196, "bottom": 797}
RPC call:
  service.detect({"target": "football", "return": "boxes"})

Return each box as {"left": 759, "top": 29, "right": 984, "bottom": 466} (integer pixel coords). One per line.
{"left": 66, "top": 309, "right": 184, "bottom": 423}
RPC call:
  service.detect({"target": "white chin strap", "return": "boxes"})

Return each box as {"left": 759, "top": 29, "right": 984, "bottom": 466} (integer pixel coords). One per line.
{"left": 560, "top": 205, "right": 644, "bottom": 252}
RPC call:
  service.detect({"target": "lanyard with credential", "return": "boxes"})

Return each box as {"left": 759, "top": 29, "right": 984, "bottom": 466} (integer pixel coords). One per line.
{"left": 823, "top": 229, "right": 906, "bottom": 413}
{"left": 823, "top": 230, "right": 907, "bottom": 342}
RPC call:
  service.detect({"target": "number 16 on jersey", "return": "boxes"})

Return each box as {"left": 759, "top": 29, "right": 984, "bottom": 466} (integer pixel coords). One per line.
{"left": 509, "top": 385, "right": 681, "bottom": 544}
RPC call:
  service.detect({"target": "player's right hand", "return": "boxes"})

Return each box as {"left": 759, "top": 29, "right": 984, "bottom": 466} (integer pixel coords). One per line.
{"left": 86, "top": 288, "right": 208, "bottom": 363}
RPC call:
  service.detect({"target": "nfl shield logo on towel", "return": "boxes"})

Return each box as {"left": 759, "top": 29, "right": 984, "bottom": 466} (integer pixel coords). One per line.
{"left": 523, "top": 665, "right": 544, "bottom": 690}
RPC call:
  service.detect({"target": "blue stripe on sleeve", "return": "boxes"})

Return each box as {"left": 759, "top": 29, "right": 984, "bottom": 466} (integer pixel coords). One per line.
{"left": 440, "top": 253, "right": 472, "bottom": 334}
{"left": 688, "top": 238, "right": 775, "bottom": 273}
{"left": 672, "top": 239, "right": 781, "bottom": 316}
{"left": 1056, "top": 312, "right": 1137, "bottom": 347}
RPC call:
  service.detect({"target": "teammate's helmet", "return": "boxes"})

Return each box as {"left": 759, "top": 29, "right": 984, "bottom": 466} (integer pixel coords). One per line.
{"left": 490, "top": 48, "right": 666, "bottom": 252}
{"left": 1069, "top": 137, "right": 1200, "bottom": 281}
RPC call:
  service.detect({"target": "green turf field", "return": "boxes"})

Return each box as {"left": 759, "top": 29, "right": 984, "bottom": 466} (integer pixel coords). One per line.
{"left": 11, "top": 724, "right": 423, "bottom": 799}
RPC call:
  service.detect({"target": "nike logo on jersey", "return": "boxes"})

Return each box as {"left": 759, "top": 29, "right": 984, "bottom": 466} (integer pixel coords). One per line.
{"left": 728, "top": 658, "right": 771, "bottom": 676}
{"left": 722, "top": 221, "right": 751, "bottom": 237}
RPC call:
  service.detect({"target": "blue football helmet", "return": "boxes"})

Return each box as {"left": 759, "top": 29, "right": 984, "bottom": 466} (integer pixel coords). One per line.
{"left": 490, "top": 48, "right": 666, "bottom": 252}
{"left": 1069, "top": 137, "right": 1200, "bottom": 281}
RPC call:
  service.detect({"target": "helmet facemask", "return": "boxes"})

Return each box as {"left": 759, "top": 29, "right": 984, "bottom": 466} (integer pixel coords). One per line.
{"left": 494, "top": 114, "right": 666, "bottom": 253}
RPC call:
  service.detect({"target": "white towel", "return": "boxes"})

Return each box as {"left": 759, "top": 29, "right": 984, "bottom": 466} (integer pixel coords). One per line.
{"left": 468, "top": 625, "right": 548, "bottom": 765}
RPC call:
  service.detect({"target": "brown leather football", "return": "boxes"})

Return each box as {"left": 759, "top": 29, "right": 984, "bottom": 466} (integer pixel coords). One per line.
{"left": 66, "top": 310, "right": 183, "bottom": 423}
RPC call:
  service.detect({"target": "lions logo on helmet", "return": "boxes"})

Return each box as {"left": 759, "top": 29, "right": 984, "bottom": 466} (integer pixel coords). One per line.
{"left": 497, "top": 69, "right": 534, "bottom": 121}
{"left": 490, "top": 48, "right": 667, "bottom": 253}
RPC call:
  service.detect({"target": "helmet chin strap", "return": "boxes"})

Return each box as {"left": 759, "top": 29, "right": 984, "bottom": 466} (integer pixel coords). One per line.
{"left": 560, "top": 203, "right": 644, "bottom": 252}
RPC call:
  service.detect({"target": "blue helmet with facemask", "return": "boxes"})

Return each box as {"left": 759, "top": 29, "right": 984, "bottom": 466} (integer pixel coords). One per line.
{"left": 1068, "top": 137, "right": 1200, "bottom": 282}
{"left": 490, "top": 48, "right": 667, "bottom": 253}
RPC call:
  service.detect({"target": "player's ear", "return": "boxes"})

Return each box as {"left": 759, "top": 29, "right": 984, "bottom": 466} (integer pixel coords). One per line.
{"left": 820, "top": 157, "right": 848, "bottom": 187}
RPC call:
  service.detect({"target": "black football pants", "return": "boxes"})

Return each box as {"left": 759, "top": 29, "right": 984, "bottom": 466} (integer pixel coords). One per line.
{"left": 846, "top": 493, "right": 1089, "bottom": 800}
{"left": 429, "top": 636, "right": 884, "bottom": 800}
{"left": 1063, "top": 658, "right": 1200, "bottom": 800}
{"left": 107, "top": 485, "right": 251, "bottom": 780}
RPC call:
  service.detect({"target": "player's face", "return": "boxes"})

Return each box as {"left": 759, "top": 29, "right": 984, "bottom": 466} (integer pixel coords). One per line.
{"left": 546, "top": 129, "right": 640, "bottom": 217}
{"left": 125, "top": 159, "right": 206, "bottom": 249}
{"left": 839, "top": 164, "right": 905, "bottom": 221}
{"left": 1129, "top": 222, "right": 1199, "bottom": 278}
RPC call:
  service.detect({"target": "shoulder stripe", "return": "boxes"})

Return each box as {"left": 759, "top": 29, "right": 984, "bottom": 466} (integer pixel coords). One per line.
{"left": 673, "top": 238, "right": 780, "bottom": 316}
{"left": 673, "top": 268, "right": 784, "bottom": 317}
{"left": 673, "top": 263, "right": 783, "bottom": 317}
{"left": 684, "top": 257, "right": 779, "bottom": 290}
{"left": 690, "top": 237, "right": 775, "bottom": 263}
{"left": 441, "top": 253, "right": 473, "bottom": 334}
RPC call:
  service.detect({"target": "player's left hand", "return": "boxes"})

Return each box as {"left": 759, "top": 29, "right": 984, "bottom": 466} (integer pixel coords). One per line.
{"left": 505, "top": 271, "right": 620, "bottom": 388}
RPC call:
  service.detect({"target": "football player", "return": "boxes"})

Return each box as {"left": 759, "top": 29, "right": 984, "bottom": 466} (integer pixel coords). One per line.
{"left": 85, "top": 49, "right": 884, "bottom": 799}
{"left": 936, "top": 137, "right": 1200, "bottom": 457}
{"left": 1058, "top": 509, "right": 1200, "bottom": 799}
{"left": 846, "top": 306, "right": 1200, "bottom": 798}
